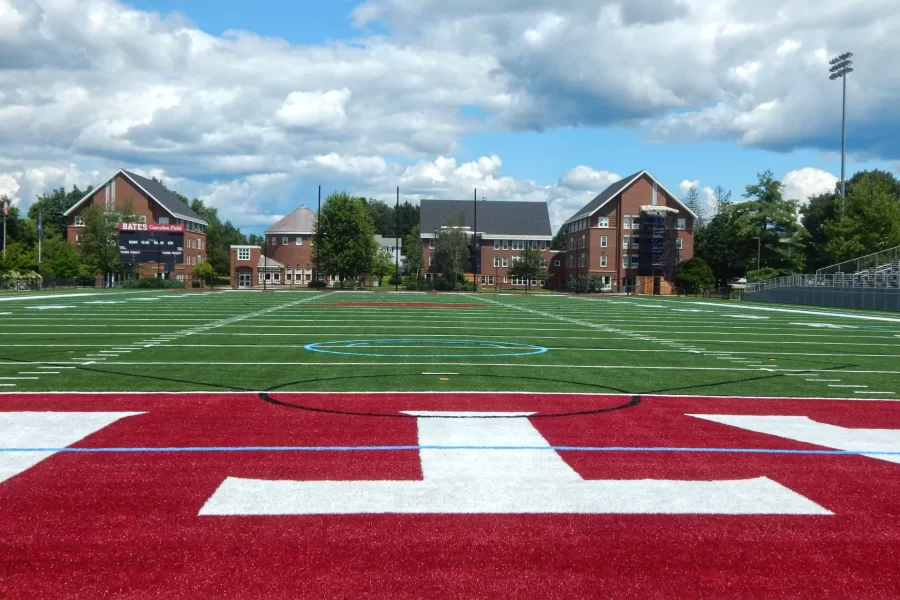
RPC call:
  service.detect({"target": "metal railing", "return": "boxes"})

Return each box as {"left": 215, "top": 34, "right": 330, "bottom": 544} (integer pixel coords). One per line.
{"left": 816, "top": 246, "right": 900, "bottom": 275}
{"left": 747, "top": 272, "right": 900, "bottom": 293}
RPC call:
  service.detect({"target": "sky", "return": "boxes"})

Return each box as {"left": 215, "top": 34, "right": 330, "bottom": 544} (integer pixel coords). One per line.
{"left": 1, "top": 0, "right": 898, "bottom": 233}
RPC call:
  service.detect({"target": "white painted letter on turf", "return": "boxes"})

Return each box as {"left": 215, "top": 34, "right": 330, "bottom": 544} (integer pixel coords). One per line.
{"left": 200, "top": 412, "right": 829, "bottom": 516}
{"left": 0, "top": 412, "right": 143, "bottom": 484}
{"left": 689, "top": 414, "right": 900, "bottom": 465}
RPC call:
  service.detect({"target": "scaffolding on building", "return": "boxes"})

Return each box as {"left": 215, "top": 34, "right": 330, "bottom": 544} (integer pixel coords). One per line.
{"left": 637, "top": 205, "right": 678, "bottom": 291}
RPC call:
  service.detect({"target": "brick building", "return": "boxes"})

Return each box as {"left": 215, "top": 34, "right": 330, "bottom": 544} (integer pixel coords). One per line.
{"left": 229, "top": 206, "right": 316, "bottom": 288}
{"left": 563, "top": 170, "right": 696, "bottom": 294}
{"left": 420, "top": 199, "right": 554, "bottom": 289}
{"left": 64, "top": 169, "right": 207, "bottom": 284}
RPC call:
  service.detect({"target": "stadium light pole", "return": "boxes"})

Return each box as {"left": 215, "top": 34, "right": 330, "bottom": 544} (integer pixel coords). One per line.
{"left": 316, "top": 185, "right": 321, "bottom": 285}
{"left": 829, "top": 51, "right": 853, "bottom": 201}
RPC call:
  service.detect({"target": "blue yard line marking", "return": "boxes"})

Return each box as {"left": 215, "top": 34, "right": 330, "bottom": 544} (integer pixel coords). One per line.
{"left": 304, "top": 338, "right": 548, "bottom": 358}
{"left": 2, "top": 446, "right": 899, "bottom": 455}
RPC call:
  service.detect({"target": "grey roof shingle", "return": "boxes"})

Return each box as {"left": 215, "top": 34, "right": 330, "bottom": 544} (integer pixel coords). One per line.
{"left": 264, "top": 206, "right": 316, "bottom": 234}
{"left": 563, "top": 170, "right": 644, "bottom": 225}
{"left": 420, "top": 200, "right": 551, "bottom": 237}
{"left": 122, "top": 170, "right": 206, "bottom": 224}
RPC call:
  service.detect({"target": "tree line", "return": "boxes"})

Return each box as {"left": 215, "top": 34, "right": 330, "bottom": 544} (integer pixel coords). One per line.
{"left": 677, "top": 169, "right": 900, "bottom": 293}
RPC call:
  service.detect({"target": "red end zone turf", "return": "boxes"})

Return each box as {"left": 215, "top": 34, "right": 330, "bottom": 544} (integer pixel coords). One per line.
{"left": 1, "top": 392, "right": 899, "bottom": 599}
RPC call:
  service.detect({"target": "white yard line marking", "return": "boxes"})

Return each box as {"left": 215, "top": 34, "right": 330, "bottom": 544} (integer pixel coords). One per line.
{"left": 422, "top": 372, "right": 459, "bottom": 375}
{"left": 38, "top": 366, "right": 74, "bottom": 370}
{"left": 806, "top": 379, "right": 841, "bottom": 382}
{"left": 0, "top": 377, "right": 39, "bottom": 380}
{"left": 829, "top": 385, "right": 863, "bottom": 388}
{"left": 855, "top": 392, "right": 896, "bottom": 395}
{"left": 18, "top": 372, "right": 56, "bottom": 375}
{"left": 0, "top": 384, "right": 16, "bottom": 387}
{"left": 684, "top": 301, "right": 900, "bottom": 323}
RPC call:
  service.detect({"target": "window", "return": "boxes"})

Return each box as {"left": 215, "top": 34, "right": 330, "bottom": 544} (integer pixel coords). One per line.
{"left": 676, "top": 237, "right": 683, "bottom": 250}
{"left": 579, "top": 253, "right": 585, "bottom": 268}
{"left": 282, "top": 237, "right": 288, "bottom": 245}
{"left": 623, "top": 237, "right": 629, "bottom": 249}
{"left": 74, "top": 216, "right": 84, "bottom": 226}
{"left": 597, "top": 216, "right": 609, "bottom": 228}
{"left": 286, "top": 272, "right": 292, "bottom": 282}
{"left": 503, "top": 276, "right": 508, "bottom": 284}
{"left": 540, "top": 240, "right": 547, "bottom": 250}
{"left": 623, "top": 256, "right": 629, "bottom": 268}
{"left": 652, "top": 181, "right": 658, "bottom": 205}
{"left": 632, "top": 236, "right": 639, "bottom": 249}
{"left": 138, "top": 215, "right": 147, "bottom": 224}
{"left": 623, "top": 216, "right": 630, "bottom": 229}
{"left": 159, "top": 217, "right": 169, "bottom": 225}
{"left": 296, "top": 237, "right": 302, "bottom": 245}
{"left": 632, "top": 254, "right": 640, "bottom": 268}
{"left": 580, "top": 235, "right": 585, "bottom": 249}
{"left": 632, "top": 216, "right": 640, "bottom": 230}
{"left": 481, "top": 276, "right": 486, "bottom": 284}
{"left": 198, "top": 239, "right": 203, "bottom": 251}
{"left": 502, "top": 257, "right": 508, "bottom": 268}
{"left": 553, "top": 259, "right": 560, "bottom": 266}
{"left": 75, "top": 234, "right": 83, "bottom": 244}
{"left": 493, "top": 257, "right": 500, "bottom": 268}
{"left": 428, "top": 256, "right": 433, "bottom": 266}
{"left": 429, "top": 238, "right": 435, "bottom": 249}
{"left": 494, "top": 240, "right": 500, "bottom": 250}
{"left": 600, "top": 236, "right": 607, "bottom": 248}
{"left": 197, "top": 254, "right": 201, "bottom": 265}
{"left": 237, "top": 248, "right": 250, "bottom": 261}
{"left": 502, "top": 239, "right": 508, "bottom": 250}
{"left": 677, "top": 218, "right": 686, "bottom": 230}
{"left": 488, "top": 275, "right": 494, "bottom": 285}
{"left": 600, "top": 255, "right": 607, "bottom": 268}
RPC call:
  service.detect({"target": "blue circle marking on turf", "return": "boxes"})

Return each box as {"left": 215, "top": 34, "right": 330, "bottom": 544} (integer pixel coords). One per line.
{"left": 304, "top": 338, "right": 548, "bottom": 358}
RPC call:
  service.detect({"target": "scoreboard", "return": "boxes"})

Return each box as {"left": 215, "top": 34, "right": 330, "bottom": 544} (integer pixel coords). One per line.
{"left": 118, "top": 223, "right": 184, "bottom": 271}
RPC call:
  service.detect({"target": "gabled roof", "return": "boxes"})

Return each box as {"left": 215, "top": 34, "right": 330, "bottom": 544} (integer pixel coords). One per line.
{"left": 63, "top": 169, "right": 207, "bottom": 225}
{"left": 264, "top": 205, "right": 315, "bottom": 234}
{"left": 420, "top": 200, "right": 552, "bottom": 238}
{"left": 563, "top": 170, "right": 698, "bottom": 225}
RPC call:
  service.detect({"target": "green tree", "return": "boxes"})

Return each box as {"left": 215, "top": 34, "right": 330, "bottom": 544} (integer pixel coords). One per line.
{"left": 42, "top": 236, "right": 81, "bottom": 279}
{"left": 192, "top": 261, "right": 216, "bottom": 288}
{"left": 28, "top": 185, "right": 91, "bottom": 237}
{"left": 682, "top": 185, "right": 706, "bottom": 228}
{"left": 694, "top": 206, "right": 748, "bottom": 286}
{"left": 247, "top": 233, "right": 264, "bottom": 246}
{"left": 823, "top": 170, "right": 900, "bottom": 261}
{"left": 550, "top": 225, "right": 567, "bottom": 251}
{"left": 712, "top": 185, "right": 732, "bottom": 216}
{"left": 404, "top": 225, "right": 424, "bottom": 281}
{"left": 675, "top": 257, "right": 716, "bottom": 294}
{"left": 739, "top": 169, "right": 805, "bottom": 274}
{"left": 313, "top": 192, "right": 378, "bottom": 286}
{"left": 364, "top": 199, "right": 396, "bottom": 237}
{"left": 433, "top": 213, "right": 470, "bottom": 284}
{"left": 801, "top": 192, "right": 839, "bottom": 272}
{"left": 371, "top": 249, "right": 394, "bottom": 286}
{"left": 78, "top": 199, "right": 137, "bottom": 286}
{"left": 396, "top": 201, "right": 420, "bottom": 250}
{"left": 506, "top": 245, "right": 549, "bottom": 293}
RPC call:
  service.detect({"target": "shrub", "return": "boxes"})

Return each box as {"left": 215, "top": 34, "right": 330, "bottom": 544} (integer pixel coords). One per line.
{"left": 307, "top": 280, "right": 327, "bottom": 289}
{"left": 122, "top": 278, "right": 185, "bottom": 289}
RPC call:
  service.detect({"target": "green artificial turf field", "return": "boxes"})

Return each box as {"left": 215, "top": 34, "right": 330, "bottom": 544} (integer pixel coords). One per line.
{"left": 0, "top": 289, "right": 898, "bottom": 397}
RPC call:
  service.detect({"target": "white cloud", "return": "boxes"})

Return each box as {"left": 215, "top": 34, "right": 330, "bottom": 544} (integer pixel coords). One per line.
{"left": 678, "top": 179, "right": 700, "bottom": 196}
{"left": 559, "top": 166, "right": 621, "bottom": 190}
{"left": 782, "top": 167, "right": 839, "bottom": 203}
{"left": 276, "top": 89, "right": 352, "bottom": 130}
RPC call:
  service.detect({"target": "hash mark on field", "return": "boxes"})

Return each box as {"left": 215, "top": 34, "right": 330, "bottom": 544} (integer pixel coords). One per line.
{"left": 829, "top": 385, "right": 864, "bottom": 388}
{"left": 423, "top": 372, "right": 459, "bottom": 375}
{"left": 855, "top": 391, "right": 895, "bottom": 395}
{"left": 18, "top": 372, "right": 55, "bottom": 375}
{"left": 806, "top": 379, "right": 841, "bottom": 382}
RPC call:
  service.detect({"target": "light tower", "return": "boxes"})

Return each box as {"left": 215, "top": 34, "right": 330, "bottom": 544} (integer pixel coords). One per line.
{"left": 829, "top": 51, "right": 853, "bottom": 200}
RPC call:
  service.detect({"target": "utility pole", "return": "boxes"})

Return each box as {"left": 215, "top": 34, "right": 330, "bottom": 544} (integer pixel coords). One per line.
{"left": 395, "top": 186, "right": 400, "bottom": 292}
{"left": 316, "top": 185, "right": 321, "bottom": 285}
{"left": 829, "top": 51, "right": 853, "bottom": 202}
{"left": 472, "top": 188, "right": 477, "bottom": 293}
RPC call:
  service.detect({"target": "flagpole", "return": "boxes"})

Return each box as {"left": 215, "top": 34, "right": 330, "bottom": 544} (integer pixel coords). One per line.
{"left": 2, "top": 200, "right": 7, "bottom": 261}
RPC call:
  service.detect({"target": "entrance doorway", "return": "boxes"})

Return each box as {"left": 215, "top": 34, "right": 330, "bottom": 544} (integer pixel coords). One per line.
{"left": 653, "top": 276, "right": 661, "bottom": 295}
{"left": 238, "top": 272, "right": 251, "bottom": 288}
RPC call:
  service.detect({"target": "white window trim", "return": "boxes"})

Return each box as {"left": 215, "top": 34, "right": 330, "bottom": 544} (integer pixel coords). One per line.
{"left": 598, "top": 216, "right": 609, "bottom": 228}
{"left": 296, "top": 237, "right": 302, "bottom": 245}
{"left": 237, "top": 248, "right": 250, "bottom": 261}
{"left": 676, "top": 238, "right": 683, "bottom": 249}
{"left": 600, "top": 256, "right": 607, "bottom": 267}
{"left": 493, "top": 240, "right": 500, "bottom": 250}
{"left": 74, "top": 216, "right": 84, "bottom": 227}
{"left": 600, "top": 236, "right": 607, "bottom": 248}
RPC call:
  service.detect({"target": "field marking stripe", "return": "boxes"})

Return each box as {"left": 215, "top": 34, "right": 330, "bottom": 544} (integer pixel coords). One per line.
{"left": 2, "top": 446, "right": 899, "bottom": 455}
{"left": 8, "top": 360, "right": 899, "bottom": 374}
{"left": 0, "top": 390, "right": 897, "bottom": 402}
